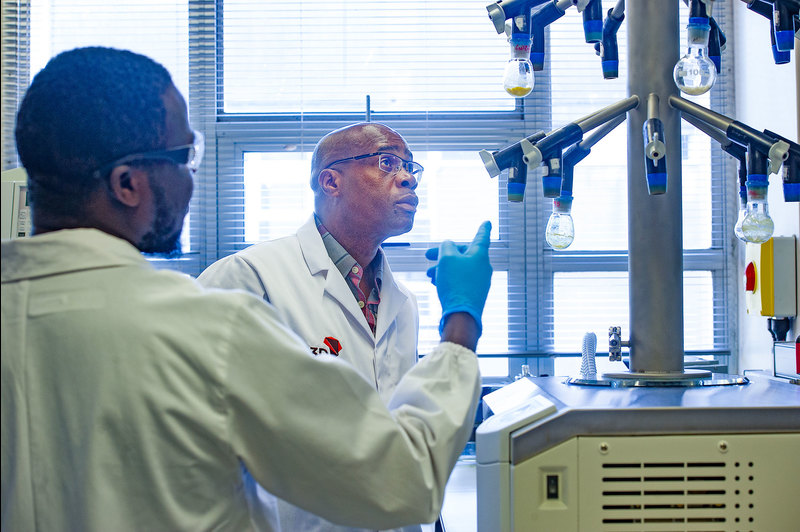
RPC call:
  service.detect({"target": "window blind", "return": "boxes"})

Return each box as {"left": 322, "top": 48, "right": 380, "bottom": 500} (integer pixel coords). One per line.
{"left": 1, "top": 0, "right": 31, "bottom": 170}
{"left": 221, "top": 0, "right": 517, "bottom": 114}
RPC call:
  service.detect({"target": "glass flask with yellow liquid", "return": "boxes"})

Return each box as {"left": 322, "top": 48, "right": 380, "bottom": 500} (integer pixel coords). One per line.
{"left": 504, "top": 33, "right": 534, "bottom": 98}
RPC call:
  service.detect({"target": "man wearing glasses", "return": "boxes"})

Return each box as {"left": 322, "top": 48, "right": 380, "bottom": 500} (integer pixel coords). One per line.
{"left": 2, "top": 47, "right": 493, "bottom": 531}
{"left": 198, "top": 124, "right": 431, "bottom": 531}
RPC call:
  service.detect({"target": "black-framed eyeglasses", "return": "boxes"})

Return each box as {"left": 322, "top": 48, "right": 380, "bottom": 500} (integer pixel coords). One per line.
{"left": 91, "top": 129, "right": 205, "bottom": 180}
{"left": 324, "top": 152, "right": 424, "bottom": 182}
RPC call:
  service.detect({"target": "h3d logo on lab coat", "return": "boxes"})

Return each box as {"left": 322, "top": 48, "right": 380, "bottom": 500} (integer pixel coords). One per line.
{"left": 310, "top": 336, "right": 342, "bottom": 356}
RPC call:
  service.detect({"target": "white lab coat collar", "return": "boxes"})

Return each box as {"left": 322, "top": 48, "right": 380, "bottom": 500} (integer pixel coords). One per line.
{"left": 295, "top": 215, "right": 333, "bottom": 277}
{"left": 295, "top": 216, "right": 408, "bottom": 344}
{"left": 1, "top": 228, "right": 146, "bottom": 282}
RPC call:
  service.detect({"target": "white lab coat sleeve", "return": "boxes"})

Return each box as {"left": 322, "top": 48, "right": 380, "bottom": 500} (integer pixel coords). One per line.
{"left": 408, "top": 289, "right": 420, "bottom": 363}
{"left": 222, "top": 297, "right": 480, "bottom": 529}
{"left": 198, "top": 254, "right": 270, "bottom": 302}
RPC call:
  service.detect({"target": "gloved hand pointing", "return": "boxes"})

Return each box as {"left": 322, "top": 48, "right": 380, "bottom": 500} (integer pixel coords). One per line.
{"left": 425, "top": 221, "right": 493, "bottom": 335}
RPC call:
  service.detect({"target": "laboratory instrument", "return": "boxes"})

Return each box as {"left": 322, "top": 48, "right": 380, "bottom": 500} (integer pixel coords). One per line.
{"left": 708, "top": 16, "right": 726, "bottom": 72}
{"left": 673, "top": 3, "right": 717, "bottom": 95}
{"left": 744, "top": 0, "right": 796, "bottom": 64}
{"left": 477, "top": 375, "right": 800, "bottom": 531}
{"left": 544, "top": 196, "right": 574, "bottom": 249}
{"left": 771, "top": 0, "right": 798, "bottom": 51}
{"left": 594, "top": 0, "right": 625, "bottom": 79}
{"left": 531, "top": 0, "right": 573, "bottom": 71}
{"left": 1, "top": 167, "right": 30, "bottom": 239}
{"left": 474, "top": 3, "right": 800, "bottom": 529}
{"left": 679, "top": 112, "right": 751, "bottom": 241}
{"left": 486, "top": 0, "right": 550, "bottom": 35}
{"left": 521, "top": 96, "right": 639, "bottom": 196}
{"left": 669, "top": 95, "right": 791, "bottom": 243}
{"left": 479, "top": 130, "right": 546, "bottom": 202}
{"left": 481, "top": 101, "right": 632, "bottom": 251}
{"left": 580, "top": 0, "right": 603, "bottom": 42}
{"left": 544, "top": 114, "right": 626, "bottom": 249}
{"left": 504, "top": 25, "right": 535, "bottom": 97}
{"left": 642, "top": 93, "right": 667, "bottom": 195}
{"left": 762, "top": 129, "right": 800, "bottom": 202}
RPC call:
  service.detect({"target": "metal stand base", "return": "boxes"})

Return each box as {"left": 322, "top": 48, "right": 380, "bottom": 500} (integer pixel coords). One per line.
{"left": 567, "top": 371, "right": 749, "bottom": 388}
{"left": 603, "top": 368, "right": 712, "bottom": 380}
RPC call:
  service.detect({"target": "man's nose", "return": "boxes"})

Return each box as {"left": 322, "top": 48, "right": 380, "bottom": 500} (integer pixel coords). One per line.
{"left": 398, "top": 169, "right": 418, "bottom": 190}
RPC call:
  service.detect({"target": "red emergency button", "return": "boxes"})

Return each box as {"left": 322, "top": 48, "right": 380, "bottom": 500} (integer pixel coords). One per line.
{"left": 795, "top": 337, "right": 799, "bottom": 373}
{"left": 744, "top": 262, "right": 756, "bottom": 292}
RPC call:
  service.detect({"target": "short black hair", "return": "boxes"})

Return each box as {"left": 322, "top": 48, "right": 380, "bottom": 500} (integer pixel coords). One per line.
{"left": 15, "top": 46, "right": 174, "bottom": 216}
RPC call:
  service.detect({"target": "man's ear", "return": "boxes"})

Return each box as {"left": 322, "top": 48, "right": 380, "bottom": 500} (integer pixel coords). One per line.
{"left": 107, "top": 165, "right": 147, "bottom": 207}
{"left": 317, "top": 168, "right": 342, "bottom": 197}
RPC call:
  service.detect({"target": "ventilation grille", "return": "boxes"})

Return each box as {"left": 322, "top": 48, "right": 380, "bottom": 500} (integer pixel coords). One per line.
{"left": 599, "top": 460, "right": 757, "bottom": 531}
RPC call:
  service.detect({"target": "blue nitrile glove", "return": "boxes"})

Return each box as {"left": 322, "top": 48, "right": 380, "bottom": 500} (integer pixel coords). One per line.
{"left": 425, "top": 221, "right": 493, "bottom": 335}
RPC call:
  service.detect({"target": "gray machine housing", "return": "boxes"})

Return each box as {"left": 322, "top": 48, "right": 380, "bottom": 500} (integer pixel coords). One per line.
{"left": 475, "top": 375, "right": 800, "bottom": 531}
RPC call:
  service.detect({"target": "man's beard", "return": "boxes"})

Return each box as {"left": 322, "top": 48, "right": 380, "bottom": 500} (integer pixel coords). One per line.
{"left": 138, "top": 183, "right": 185, "bottom": 258}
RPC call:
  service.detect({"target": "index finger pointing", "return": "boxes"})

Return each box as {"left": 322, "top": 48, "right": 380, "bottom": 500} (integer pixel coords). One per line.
{"left": 467, "top": 221, "right": 492, "bottom": 253}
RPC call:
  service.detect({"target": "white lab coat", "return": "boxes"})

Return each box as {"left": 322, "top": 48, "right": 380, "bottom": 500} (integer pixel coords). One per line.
{"left": 1, "top": 229, "right": 480, "bottom": 532}
{"left": 199, "top": 216, "right": 419, "bottom": 404}
{"left": 198, "top": 216, "right": 423, "bottom": 531}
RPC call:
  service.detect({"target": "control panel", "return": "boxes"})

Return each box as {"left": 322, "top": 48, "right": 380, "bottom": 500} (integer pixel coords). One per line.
{"left": 744, "top": 236, "right": 797, "bottom": 317}
{"left": 2, "top": 168, "right": 31, "bottom": 239}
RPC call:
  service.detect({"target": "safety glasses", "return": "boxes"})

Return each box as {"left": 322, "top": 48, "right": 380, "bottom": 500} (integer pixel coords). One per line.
{"left": 324, "top": 152, "right": 424, "bottom": 182}
{"left": 92, "top": 129, "right": 205, "bottom": 179}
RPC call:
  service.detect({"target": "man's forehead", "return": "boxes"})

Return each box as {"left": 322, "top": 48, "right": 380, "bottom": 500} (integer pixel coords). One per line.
{"left": 359, "top": 125, "right": 411, "bottom": 156}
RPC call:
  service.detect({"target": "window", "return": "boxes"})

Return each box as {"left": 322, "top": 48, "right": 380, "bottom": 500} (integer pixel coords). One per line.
{"left": 2, "top": 0, "right": 736, "bottom": 380}
{"left": 215, "top": 1, "right": 524, "bottom": 377}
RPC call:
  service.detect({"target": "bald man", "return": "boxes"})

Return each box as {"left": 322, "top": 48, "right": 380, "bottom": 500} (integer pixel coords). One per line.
{"left": 198, "top": 123, "right": 428, "bottom": 532}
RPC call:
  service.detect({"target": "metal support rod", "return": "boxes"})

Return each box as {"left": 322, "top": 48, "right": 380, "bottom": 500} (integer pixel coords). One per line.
{"left": 681, "top": 112, "right": 732, "bottom": 150}
{"left": 576, "top": 95, "right": 639, "bottom": 133}
{"left": 668, "top": 94, "right": 733, "bottom": 132}
{"left": 626, "top": 0, "right": 684, "bottom": 374}
{"left": 647, "top": 93, "right": 659, "bottom": 120}
{"left": 611, "top": 0, "right": 625, "bottom": 18}
{"left": 577, "top": 114, "right": 626, "bottom": 151}
{"left": 669, "top": 94, "right": 790, "bottom": 172}
{"left": 668, "top": 94, "right": 783, "bottom": 154}
{"left": 519, "top": 96, "right": 637, "bottom": 169}
{"left": 560, "top": 115, "right": 626, "bottom": 196}
{"left": 677, "top": 114, "right": 748, "bottom": 198}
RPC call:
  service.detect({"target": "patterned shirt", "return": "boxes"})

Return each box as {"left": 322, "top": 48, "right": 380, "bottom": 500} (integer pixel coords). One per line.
{"left": 315, "top": 214, "right": 383, "bottom": 335}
